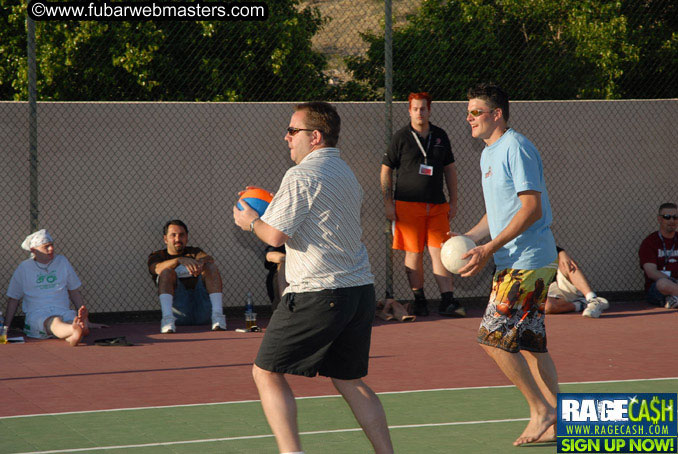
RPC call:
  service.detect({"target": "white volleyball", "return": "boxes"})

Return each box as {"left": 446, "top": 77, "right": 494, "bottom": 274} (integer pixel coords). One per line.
{"left": 440, "top": 235, "right": 476, "bottom": 274}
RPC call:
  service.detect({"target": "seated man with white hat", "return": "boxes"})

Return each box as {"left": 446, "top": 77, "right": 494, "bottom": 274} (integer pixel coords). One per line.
{"left": 3, "top": 229, "right": 103, "bottom": 346}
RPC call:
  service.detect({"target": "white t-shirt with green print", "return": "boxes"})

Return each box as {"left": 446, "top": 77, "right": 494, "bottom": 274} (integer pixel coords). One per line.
{"left": 6, "top": 255, "right": 82, "bottom": 315}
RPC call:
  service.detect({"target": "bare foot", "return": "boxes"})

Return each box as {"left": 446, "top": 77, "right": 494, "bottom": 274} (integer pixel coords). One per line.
{"left": 65, "top": 318, "right": 85, "bottom": 347}
{"left": 78, "top": 306, "right": 91, "bottom": 336}
{"left": 514, "top": 412, "right": 556, "bottom": 446}
{"left": 535, "top": 424, "right": 556, "bottom": 443}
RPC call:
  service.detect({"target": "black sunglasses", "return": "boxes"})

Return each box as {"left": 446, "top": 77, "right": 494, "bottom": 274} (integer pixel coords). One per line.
{"left": 286, "top": 127, "right": 314, "bottom": 136}
{"left": 660, "top": 214, "right": 678, "bottom": 220}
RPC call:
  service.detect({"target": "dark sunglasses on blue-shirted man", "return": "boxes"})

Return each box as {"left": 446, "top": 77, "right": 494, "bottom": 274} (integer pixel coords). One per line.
{"left": 660, "top": 214, "right": 678, "bottom": 220}
{"left": 286, "top": 127, "right": 315, "bottom": 136}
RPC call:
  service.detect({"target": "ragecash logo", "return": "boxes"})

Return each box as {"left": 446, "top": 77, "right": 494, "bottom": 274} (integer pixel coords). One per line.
{"left": 558, "top": 393, "right": 677, "bottom": 453}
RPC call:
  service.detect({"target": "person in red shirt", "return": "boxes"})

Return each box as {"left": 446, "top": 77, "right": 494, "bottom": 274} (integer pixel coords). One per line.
{"left": 638, "top": 202, "right": 678, "bottom": 308}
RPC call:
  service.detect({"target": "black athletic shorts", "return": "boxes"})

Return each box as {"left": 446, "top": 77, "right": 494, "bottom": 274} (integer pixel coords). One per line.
{"left": 254, "top": 284, "right": 376, "bottom": 380}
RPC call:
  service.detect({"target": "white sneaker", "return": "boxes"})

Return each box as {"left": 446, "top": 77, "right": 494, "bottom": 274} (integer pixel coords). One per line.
{"left": 665, "top": 295, "right": 678, "bottom": 309}
{"left": 582, "top": 297, "right": 609, "bottom": 318}
{"left": 160, "top": 316, "right": 176, "bottom": 333}
{"left": 211, "top": 313, "right": 227, "bottom": 331}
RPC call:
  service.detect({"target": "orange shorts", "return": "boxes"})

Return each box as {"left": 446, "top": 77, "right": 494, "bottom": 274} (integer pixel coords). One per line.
{"left": 392, "top": 201, "right": 450, "bottom": 253}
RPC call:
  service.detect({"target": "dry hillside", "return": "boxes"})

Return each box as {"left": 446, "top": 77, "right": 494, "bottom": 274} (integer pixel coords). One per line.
{"left": 298, "top": 0, "right": 422, "bottom": 83}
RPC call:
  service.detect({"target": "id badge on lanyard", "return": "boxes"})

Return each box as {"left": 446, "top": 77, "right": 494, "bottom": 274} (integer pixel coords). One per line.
{"left": 419, "top": 164, "right": 433, "bottom": 176}
{"left": 658, "top": 232, "right": 676, "bottom": 276}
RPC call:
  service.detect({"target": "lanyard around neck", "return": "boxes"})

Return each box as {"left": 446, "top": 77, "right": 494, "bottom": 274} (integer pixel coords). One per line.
{"left": 411, "top": 131, "right": 431, "bottom": 164}
{"left": 658, "top": 232, "right": 676, "bottom": 269}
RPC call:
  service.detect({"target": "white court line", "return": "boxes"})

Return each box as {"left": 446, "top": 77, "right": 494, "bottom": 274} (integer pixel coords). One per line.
{"left": 10, "top": 417, "right": 531, "bottom": 454}
{"left": 2, "top": 376, "right": 676, "bottom": 420}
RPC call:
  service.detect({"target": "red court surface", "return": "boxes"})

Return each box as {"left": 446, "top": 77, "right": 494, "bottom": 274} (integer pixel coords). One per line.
{"left": 1, "top": 301, "right": 675, "bottom": 418}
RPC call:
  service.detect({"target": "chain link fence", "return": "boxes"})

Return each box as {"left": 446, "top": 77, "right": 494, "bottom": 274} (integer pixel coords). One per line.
{"left": 1, "top": 0, "right": 676, "bottom": 315}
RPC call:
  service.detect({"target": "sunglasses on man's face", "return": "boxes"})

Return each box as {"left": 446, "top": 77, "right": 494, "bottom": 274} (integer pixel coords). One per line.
{"left": 467, "top": 109, "right": 495, "bottom": 117}
{"left": 660, "top": 214, "right": 678, "bottom": 220}
{"left": 286, "top": 127, "right": 314, "bottom": 136}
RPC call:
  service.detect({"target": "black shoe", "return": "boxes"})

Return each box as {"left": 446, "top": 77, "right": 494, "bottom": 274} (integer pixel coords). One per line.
{"left": 440, "top": 300, "right": 466, "bottom": 317}
{"left": 413, "top": 299, "right": 429, "bottom": 316}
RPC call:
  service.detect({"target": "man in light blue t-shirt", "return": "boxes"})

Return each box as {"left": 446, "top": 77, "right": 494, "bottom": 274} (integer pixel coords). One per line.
{"left": 458, "top": 83, "right": 558, "bottom": 447}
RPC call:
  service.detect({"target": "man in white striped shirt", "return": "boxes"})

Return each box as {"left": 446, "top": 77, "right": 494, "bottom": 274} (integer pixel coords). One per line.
{"left": 233, "top": 102, "right": 393, "bottom": 454}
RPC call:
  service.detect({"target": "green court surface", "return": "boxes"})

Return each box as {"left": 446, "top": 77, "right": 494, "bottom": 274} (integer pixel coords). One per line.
{"left": 2, "top": 379, "right": 676, "bottom": 454}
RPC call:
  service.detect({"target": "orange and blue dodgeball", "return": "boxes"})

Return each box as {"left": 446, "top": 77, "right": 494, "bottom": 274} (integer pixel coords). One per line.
{"left": 237, "top": 187, "right": 273, "bottom": 217}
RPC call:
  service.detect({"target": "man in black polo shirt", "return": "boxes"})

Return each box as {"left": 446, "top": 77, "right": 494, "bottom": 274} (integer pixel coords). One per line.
{"left": 148, "top": 219, "right": 226, "bottom": 333}
{"left": 380, "top": 92, "right": 464, "bottom": 317}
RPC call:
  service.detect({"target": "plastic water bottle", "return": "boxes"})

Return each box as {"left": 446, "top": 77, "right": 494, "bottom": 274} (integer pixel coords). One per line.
{"left": 0, "top": 313, "right": 7, "bottom": 344}
{"left": 245, "top": 292, "right": 256, "bottom": 330}
{"left": 245, "top": 292, "right": 254, "bottom": 314}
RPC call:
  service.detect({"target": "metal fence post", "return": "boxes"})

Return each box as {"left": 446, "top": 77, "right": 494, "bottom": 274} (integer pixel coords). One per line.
{"left": 384, "top": 0, "right": 393, "bottom": 299}
{"left": 27, "top": 17, "right": 38, "bottom": 232}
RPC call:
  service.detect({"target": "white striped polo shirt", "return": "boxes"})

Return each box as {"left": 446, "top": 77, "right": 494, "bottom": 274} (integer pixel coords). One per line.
{"left": 261, "top": 147, "right": 374, "bottom": 294}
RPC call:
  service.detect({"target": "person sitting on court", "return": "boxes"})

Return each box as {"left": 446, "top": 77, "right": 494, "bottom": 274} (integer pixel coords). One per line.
{"left": 4, "top": 229, "right": 104, "bottom": 346}
{"left": 544, "top": 246, "right": 609, "bottom": 318}
{"left": 147, "top": 219, "right": 226, "bottom": 333}
{"left": 263, "top": 244, "right": 287, "bottom": 312}
{"left": 638, "top": 202, "right": 678, "bottom": 309}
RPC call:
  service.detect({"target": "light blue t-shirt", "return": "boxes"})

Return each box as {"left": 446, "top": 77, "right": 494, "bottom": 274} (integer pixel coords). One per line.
{"left": 480, "top": 128, "right": 556, "bottom": 270}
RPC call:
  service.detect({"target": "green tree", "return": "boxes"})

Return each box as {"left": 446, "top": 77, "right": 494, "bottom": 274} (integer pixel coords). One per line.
{"left": 0, "top": 0, "right": 329, "bottom": 101}
{"left": 618, "top": 0, "right": 678, "bottom": 99}
{"left": 348, "top": 0, "right": 676, "bottom": 100}
{"left": 0, "top": 0, "right": 28, "bottom": 100}
{"left": 147, "top": 2, "right": 329, "bottom": 101}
